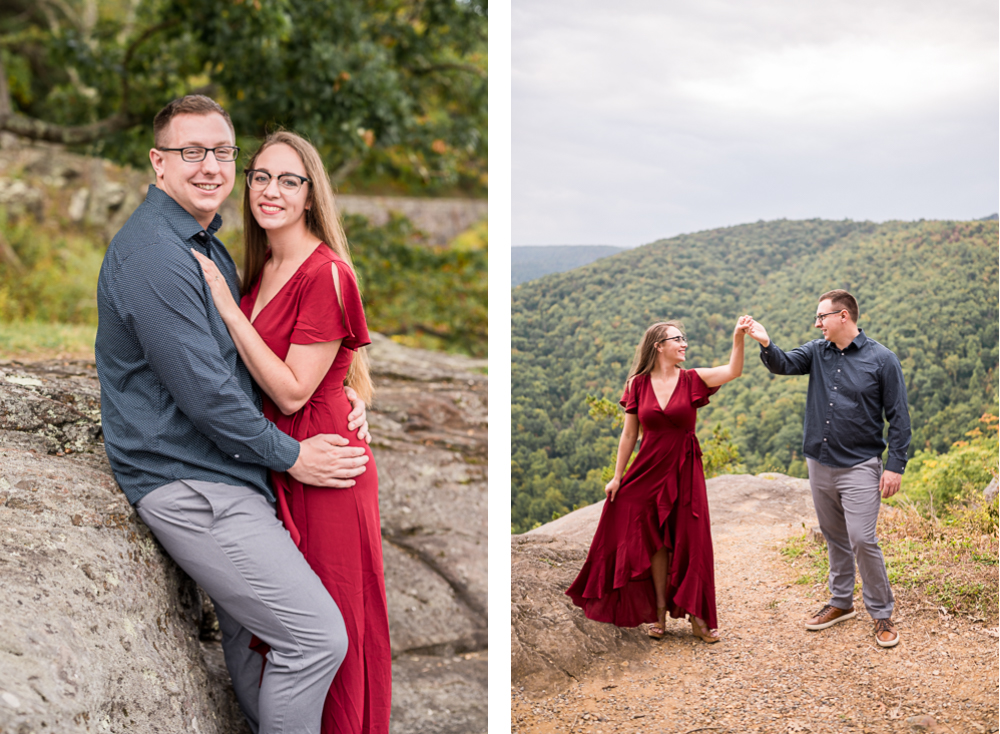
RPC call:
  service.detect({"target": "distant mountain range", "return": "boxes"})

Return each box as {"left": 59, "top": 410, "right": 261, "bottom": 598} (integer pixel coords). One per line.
{"left": 511, "top": 245, "right": 625, "bottom": 286}
{"left": 513, "top": 217, "right": 998, "bottom": 287}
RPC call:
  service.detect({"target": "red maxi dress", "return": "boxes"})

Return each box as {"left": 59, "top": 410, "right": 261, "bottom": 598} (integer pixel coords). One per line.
{"left": 566, "top": 369, "right": 720, "bottom": 630}
{"left": 241, "top": 244, "right": 391, "bottom": 734}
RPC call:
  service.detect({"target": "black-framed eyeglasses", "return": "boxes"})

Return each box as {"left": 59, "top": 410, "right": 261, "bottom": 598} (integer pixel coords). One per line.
{"left": 158, "top": 146, "right": 240, "bottom": 163}
{"left": 657, "top": 335, "right": 688, "bottom": 345}
{"left": 245, "top": 169, "right": 311, "bottom": 194}
{"left": 815, "top": 309, "right": 845, "bottom": 324}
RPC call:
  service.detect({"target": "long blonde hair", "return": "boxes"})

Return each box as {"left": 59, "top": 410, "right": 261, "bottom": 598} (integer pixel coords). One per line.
{"left": 240, "top": 130, "right": 374, "bottom": 404}
{"left": 625, "top": 320, "right": 684, "bottom": 388}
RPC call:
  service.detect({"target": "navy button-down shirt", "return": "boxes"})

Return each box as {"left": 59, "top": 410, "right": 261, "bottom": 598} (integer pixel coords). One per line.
{"left": 759, "top": 330, "right": 911, "bottom": 474}
{"left": 96, "top": 185, "right": 300, "bottom": 505}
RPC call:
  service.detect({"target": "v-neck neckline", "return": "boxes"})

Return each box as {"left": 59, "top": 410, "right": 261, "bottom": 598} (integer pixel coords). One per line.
{"left": 651, "top": 370, "right": 683, "bottom": 412}
{"left": 249, "top": 243, "right": 325, "bottom": 325}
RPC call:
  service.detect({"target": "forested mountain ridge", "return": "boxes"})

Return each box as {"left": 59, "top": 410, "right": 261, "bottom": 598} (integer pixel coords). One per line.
{"left": 511, "top": 218, "right": 998, "bottom": 532}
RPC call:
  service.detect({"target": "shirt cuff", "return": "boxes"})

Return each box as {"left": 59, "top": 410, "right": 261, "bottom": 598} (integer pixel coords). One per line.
{"left": 265, "top": 432, "right": 300, "bottom": 473}
{"left": 885, "top": 457, "right": 907, "bottom": 474}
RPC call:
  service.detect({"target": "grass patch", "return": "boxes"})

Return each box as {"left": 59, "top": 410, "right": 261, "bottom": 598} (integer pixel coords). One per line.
{"left": 780, "top": 531, "right": 830, "bottom": 587}
{"left": 0, "top": 321, "right": 97, "bottom": 360}
{"left": 780, "top": 502, "right": 999, "bottom": 621}
{"left": 878, "top": 503, "right": 998, "bottom": 620}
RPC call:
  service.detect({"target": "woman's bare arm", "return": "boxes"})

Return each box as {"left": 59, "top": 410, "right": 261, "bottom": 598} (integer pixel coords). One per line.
{"left": 192, "top": 251, "right": 342, "bottom": 415}
{"left": 693, "top": 315, "right": 751, "bottom": 388}
{"left": 605, "top": 412, "right": 640, "bottom": 502}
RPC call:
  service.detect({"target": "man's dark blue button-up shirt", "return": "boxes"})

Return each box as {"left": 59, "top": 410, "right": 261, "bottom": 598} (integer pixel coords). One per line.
{"left": 759, "top": 330, "right": 911, "bottom": 474}
{"left": 96, "top": 185, "right": 300, "bottom": 505}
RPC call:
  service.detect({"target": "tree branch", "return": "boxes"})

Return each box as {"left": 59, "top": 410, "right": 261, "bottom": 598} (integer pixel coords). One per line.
{"left": 0, "top": 111, "right": 140, "bottom": 144}
{"left": 120, "top": 19, "right": 181, "bottom": 106}
{"left": 34, "top": 0, "right": 74, "bottom": 32}
{"left": 122, "top": 19, "right": 180, "bottom": 68}
{"left": 0, "top": 53, "right": 11, "bottom": 120}
{"left": 330, "top": 158, "right": 363, "bottom": 185}
{"left": 0, "top": 18, "right": 177, "bottom": 145}
{"left": 407, "top": 62, "right": 486, "bottom": 79}
{"left": 0, "top": 230, "right": 23, "bottom": 270}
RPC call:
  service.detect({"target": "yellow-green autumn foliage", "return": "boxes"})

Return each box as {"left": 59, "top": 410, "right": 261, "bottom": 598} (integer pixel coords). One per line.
{"left": 893, "top": 413, "right": 998, "bottom": 519}
{"left": 0, "top": 215, "right": 103, "bottom": 325}
{"left": 0, "top": 211, "right": 487, "bottom": 358}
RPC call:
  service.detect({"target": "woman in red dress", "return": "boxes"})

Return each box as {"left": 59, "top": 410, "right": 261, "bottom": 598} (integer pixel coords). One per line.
{"left": 567, "top": 317, "right": 750, "bottom": 643}
{"left": 194, "top": 131, "right": 391, "bottom": 733}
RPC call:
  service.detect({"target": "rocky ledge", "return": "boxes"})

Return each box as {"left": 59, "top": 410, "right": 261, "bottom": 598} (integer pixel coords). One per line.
{"left": 511, "top": 473, "right": 815, "bottom": 697}
{"left": 0, "top": 333, "right": 487, "bottom": 734}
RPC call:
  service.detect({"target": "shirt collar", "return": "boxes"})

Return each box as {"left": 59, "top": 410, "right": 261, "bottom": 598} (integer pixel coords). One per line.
{"left": 823, "top": 328, "right": 868, "bottom": 352}
{"left": 145, "top": 184, "right": 224, "bottom": 243}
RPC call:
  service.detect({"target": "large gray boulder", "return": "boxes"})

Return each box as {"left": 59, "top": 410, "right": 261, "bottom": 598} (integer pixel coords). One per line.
{"left": 0, "top": 335, "right": 487, "bottom": 734}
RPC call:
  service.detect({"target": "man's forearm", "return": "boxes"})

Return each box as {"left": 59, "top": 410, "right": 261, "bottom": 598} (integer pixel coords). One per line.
{"left": 758, "top": 341, "right": 811, "bottom": 376}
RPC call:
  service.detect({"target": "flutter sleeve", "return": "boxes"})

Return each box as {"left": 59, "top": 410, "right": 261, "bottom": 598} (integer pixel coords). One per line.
{"left": 290, "top": 256, "right": 371, "bottom": 350}
{"left": 619, "top": 377, "right": 639, "bottom": 414}
{"left": 689, "top": 370, "right": 721, "bottom": 409}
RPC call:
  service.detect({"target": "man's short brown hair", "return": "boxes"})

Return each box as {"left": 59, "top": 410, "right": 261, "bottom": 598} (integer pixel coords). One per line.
{"left": 153, "top": 95, "right": 235, "bottom": 149}
{"left": 819, "top": 289, "right": 859, "bottom": 323}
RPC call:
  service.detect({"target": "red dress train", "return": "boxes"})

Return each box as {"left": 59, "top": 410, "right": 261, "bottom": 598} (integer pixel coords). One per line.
{"left": 566, "top": 369, "right": 720, "bottom": 630}
{"left": 242, "top": 244, "right": 391, "bottom": 734}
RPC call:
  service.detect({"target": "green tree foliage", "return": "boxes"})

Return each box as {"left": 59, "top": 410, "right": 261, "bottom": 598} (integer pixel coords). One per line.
{"left": 701, "top": 424, "right": 743, "bottom": 479}
{"left": 511, "top": 218, "right": 998, "bottom": 533}
{"left": 345, "top": 214, "right": 487, "bottom": 356}
{"left": 0, "top": 0, "right": 486, "bottom": 195}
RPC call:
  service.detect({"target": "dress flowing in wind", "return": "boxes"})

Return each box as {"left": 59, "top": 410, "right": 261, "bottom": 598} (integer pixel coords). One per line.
{"left": 566, "top": 369, "right": 719, "bottom": 630}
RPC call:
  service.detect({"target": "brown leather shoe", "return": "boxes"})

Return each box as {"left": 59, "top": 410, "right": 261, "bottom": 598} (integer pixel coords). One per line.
{"left": 804, "top": 603, "right": 856, "bottom": 630}
{"left": 874, "top": 618, "right": 900, "bottom": 648}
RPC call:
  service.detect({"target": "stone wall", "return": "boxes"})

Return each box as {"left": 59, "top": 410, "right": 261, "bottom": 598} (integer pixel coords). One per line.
{"left": 337, "top": 195, "right": 487, "bottom": 246}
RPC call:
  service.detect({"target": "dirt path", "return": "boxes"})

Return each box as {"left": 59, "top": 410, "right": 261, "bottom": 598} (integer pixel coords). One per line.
{"left": 511, "top": 475, "right": 999, "bottom": 734}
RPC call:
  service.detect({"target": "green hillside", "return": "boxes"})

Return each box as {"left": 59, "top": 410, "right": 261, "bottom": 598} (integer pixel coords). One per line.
{"left": 511, "top": 218, "right": 998, "bottom": 533}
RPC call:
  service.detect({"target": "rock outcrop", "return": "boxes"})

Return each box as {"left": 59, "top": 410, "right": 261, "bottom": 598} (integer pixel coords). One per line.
{"left": 511, "top": 473, "right": 815, "bottom": 697}
{"left": 0, "top": 139, "right": 485, "bottom": 247}
{"left": 0, "top": 334, "right": 487, "bottom": 734}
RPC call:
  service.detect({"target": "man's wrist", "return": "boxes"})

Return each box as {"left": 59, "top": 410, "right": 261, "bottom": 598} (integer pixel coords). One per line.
{"left": 268, "top": 433, "right": 301, "bottom": 473}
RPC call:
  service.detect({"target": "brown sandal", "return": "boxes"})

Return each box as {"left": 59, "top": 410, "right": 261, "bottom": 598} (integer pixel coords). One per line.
{"left": 689, "top": 615, "right": 720, "bottom": 644}
{"left": 647, "top": 606, "right": 668, "bottom": 640}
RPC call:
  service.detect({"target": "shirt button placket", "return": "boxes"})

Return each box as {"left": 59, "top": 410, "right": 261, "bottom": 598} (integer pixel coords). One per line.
{"left": 823, "top": 352, "right": 842, "bottom": 460}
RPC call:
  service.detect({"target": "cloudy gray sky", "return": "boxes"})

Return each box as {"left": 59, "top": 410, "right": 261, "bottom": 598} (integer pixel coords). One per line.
{"left": 512, "top": 0, "right": 999, "bottom": 247}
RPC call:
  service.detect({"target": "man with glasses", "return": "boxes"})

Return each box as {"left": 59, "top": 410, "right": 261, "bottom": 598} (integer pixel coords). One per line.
{"left": 746, "top": 289, "right": 910, "bottom": 648}
{"left": 96, "top": 95, "right": 368, "bottom": 733}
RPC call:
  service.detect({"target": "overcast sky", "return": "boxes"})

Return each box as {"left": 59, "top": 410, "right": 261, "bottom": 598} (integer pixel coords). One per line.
{"left": 512, "top": 0, "right": 999, "bottom": 247}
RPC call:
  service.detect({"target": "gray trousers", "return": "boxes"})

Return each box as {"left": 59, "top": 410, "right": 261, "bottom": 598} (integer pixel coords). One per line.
{"left": 807, "top": 457, "right": 894, "bottom": 619}
{"left": 136, "top": 480, "right": 347, "bottom": 734}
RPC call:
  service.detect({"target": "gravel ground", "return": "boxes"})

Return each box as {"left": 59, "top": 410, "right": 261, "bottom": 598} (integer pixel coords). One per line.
{"left": 512, "top": 519, "right": 999, "bottom": 734}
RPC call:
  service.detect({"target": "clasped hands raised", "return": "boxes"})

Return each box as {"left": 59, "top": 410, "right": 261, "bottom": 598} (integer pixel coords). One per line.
{"left": 734, "top": 314, "right": 770, "bottom": 346}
